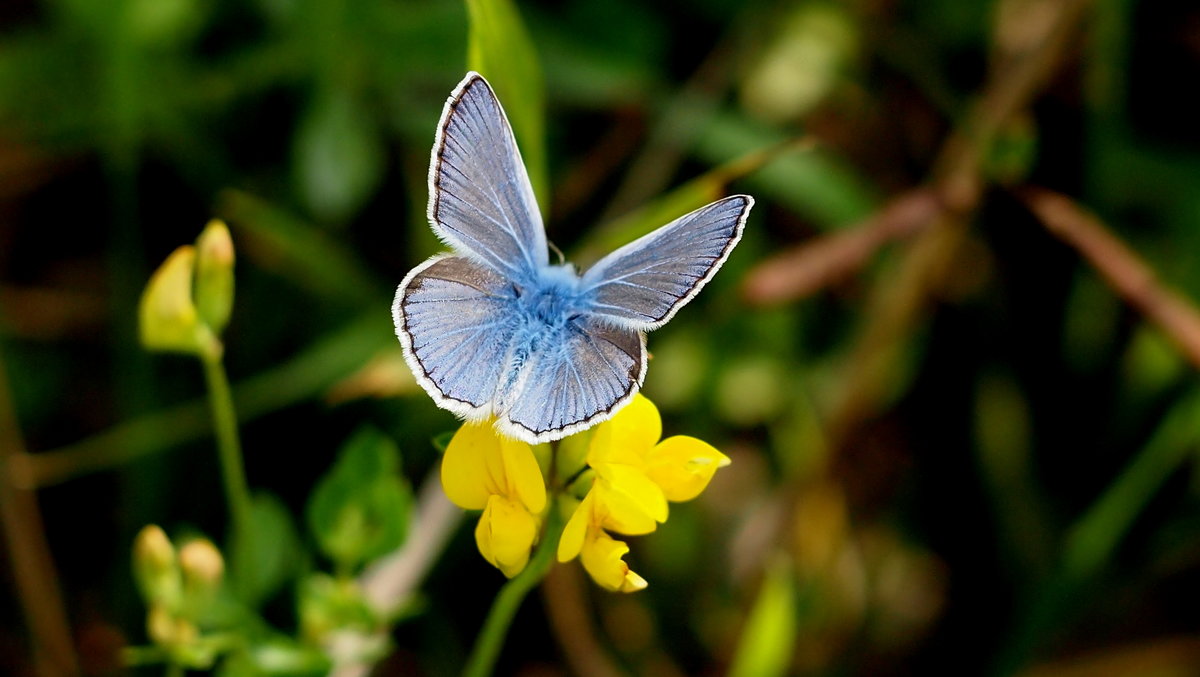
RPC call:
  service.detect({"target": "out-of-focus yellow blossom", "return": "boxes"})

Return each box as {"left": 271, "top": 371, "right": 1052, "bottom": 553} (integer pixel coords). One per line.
{"left": 139, "top": 222, "right": 236, "bottom": 361}
{"left": 442, "top": 420, "right": 546, "bottom": 577}
{"left": 194, "top": 219, "right": 235, "bottom": 334}
{"left": 139, "top": 246, "right": 220, "bottom": 358}
{"left": 558, "top": 394, "right": 730, "bottom": 592}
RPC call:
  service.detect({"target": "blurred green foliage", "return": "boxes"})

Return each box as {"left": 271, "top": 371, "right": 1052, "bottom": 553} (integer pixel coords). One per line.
{"left": 4, "top": 0, "right": 1200, "bottom": 675}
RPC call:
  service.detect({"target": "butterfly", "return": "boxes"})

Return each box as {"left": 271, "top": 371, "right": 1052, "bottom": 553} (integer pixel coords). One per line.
{"left": 393, "top": 72, "right": 753, "bottom": 443}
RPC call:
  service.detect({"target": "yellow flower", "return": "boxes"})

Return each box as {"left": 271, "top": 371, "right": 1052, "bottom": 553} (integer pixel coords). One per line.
{"left": 193, "top": 219, "right": 235, "bottom": 335}
{"left": 442, "top": 421, "right": 546, "bottom": 577}
{"left": 139, "top": 246, "right": 220, "bottom": 358}
{"left": 557, "top": 493, "right": 646, "bottom": 593}
{"left": 589, "top": 394, "right": 730, "bottom": 509}
{"left": 558, "top": 394, "right": 730, "bottom": 592}
{"left": 139, "top": 222, "right": 237, "bottom": 361}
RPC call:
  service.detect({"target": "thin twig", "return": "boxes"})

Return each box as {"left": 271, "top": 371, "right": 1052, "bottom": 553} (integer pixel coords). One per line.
{"left": 329, "top": 473, "right": 462, "bottom": 677}
{"left": 357, "top": 475, "right": 461, "bottom": 615}
{"left": 0, "top": 346, "right": 80, "bottom": 677}
{"left": 1019, "top": 187, "right": 1200, "bottom": 369}
{"left": 825, "top": 0, "right": 1094, "bottom": 449}
{"left": 541, "top": 564, "right": 630, "bottom": 677}
{"left": 741, "top": 188, "right": 943, "bottom": 305}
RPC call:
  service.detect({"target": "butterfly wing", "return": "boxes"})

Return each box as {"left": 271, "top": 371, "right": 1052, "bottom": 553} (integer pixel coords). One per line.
{"left": 428, "top": 72, "right": 548, "bottom": 280}
{"left": 393, "top": 255, "right": 518, "bottom": 417}
{"left": 497, "top": 317, "right": 646, "bottom": 443}
{"left": 581, "top": 195, "right": 753, "bottom": 331}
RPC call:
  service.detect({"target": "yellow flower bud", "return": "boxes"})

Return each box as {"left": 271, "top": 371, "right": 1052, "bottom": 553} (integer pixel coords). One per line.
{"left": 475, "top": 494, "right": 539, "bottom": 578}
{"left": 146, "top": 604, "right": 197, "bottom": 647}
{"left": 580, "top": 530, "right": 647, "bottom": 593}
{"left": 442, "top": 421, "right": 549, "bottom": 577}
{"left": 133, "top": 525, "right": 181, "bottom": 604}
{"left": 179, "top": 538, "right": 224, "bottom": 598}
{"left": 442, "top": 420, "right": 546, "bottom": 514}
{"left": 138, "top": 245, "right": 220, "bottom": 358}
{"left": 194, "top": 220, "right": 235, "bottom": 334}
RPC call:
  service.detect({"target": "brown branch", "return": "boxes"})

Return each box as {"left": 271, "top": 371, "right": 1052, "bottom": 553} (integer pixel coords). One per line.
{"left": 1018, "top": 635, "right": 1200, "bottom": 677}
{"left": 741, "top": 188, "right": 943, "bottom": 306}
{"left": 824, "top": 0, "right": 1094, "bottom": 450}
{"left": 1020, "top": 187, "right": 1200, "bottom": 369}
{"left": 541, "top": 564, "right": 631, "bottom": 677}
{"left": 0, "top": 347, "right": 80, "bottom": 677}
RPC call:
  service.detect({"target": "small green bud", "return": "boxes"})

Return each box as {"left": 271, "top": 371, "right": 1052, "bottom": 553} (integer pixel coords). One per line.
{"left": 194, "top": 220, "right": 235, "bottom": 335}
{"left": 138, "top": 246, "right": 220, "bottom": 359}
{"left": 133, "top": 525, "right": 181, "bottom": 605}
{"left": 179, "top": 538, "right": 224, "bottom": 601}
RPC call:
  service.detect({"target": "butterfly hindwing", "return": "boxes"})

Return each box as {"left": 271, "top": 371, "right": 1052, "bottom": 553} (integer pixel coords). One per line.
{"left": 581, "top": 195, "right": 753, "bottom": 331}
{"left": 498, "top": 317, "right": 646, "bottom": 442}
{"left": 393, "top": 255, "right": 518, "bottom": 416}
{"left": 429, "top": 72, "right": 548, "bottom": 280}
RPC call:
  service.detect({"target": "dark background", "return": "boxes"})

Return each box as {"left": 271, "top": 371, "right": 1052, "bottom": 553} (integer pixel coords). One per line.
{"left": 4, "top": 0, "right": 1200, "bottom": 675}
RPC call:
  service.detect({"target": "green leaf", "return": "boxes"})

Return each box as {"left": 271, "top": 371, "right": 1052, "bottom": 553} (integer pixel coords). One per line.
{"left": 215, "top": 190, "right": 384, "bottom": 302}
{"left": 465, "top": 0, "right": 548, "bottom": 208}
{"left": 298, "top": 572, "right": 380, "bottom": 641}
{"left": 431, "top": 430, "right": 456, "bottom": 453}
{"left": 228, "top": 492, "right": 303, "bottom": 608}
{"left": 307, "top": 427, "right": 412, "bottom": 571}
{"left": 217, "top": 637, "right": 331, "bottom": 677}
{"left": 577, "top": 137, "right": 808, "bottom": 264}
{"left": 1063, "top": 387, "right": 1200, "bottom": 579}
{"left": 692, "top": 111, "right": 879, "bottom": 229}
{"left": 728, "top": 557, "right": 797, "bottom": 677}
{"left": 293, "top": 89, "right": 386, "bottom": 224}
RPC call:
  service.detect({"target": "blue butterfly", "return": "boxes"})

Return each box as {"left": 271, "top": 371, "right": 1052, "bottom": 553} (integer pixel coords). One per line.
{"left": 393, "top": 72, "right": 753, "bottom": 443}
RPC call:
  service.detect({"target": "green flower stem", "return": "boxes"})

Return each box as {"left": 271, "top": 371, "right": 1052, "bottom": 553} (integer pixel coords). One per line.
{"left": 462, "top": 503, "right": 564, "bottom": 677}
{"left": 201, "top": 353, "right": 252, "bottom": 541}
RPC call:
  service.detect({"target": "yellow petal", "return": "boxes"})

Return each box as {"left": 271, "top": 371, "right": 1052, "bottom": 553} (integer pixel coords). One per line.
{"left": 138, "top": 245, "right": 219, "bottom": 357}
{"left": 441, "top": 421, "right": 497, "bottom": 509}
{"left": 588, "top": 393, "right": 661, "bottom": 468}
{"left": 194, "top": 219, "right": 235, "bottom": 334}
{"left": 580, "top": 530, "right": 647, "bottom": 593}
{"left": 593, "top": 465, "right": 666, "bottom": 535}
{"left": 475, "top": 495, "right": 539, "bottom": 578}
{"left": 557, "top": 493, "right": 592, "bottom": 562}
{"left": 499, "top": 434, "right": 546, "bottom": 514}
{"left": 644, "top": 435, "right": 731, "bottom": 502}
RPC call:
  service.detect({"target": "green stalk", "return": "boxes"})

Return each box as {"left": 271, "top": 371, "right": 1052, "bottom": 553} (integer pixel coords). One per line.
{"left": 201, "top": 353, "right": 252, "bottom": 541}
{"left": 462, "top": 504, "right": 563, "bottom": 677}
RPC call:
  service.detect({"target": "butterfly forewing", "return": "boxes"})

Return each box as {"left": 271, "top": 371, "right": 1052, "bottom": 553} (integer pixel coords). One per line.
{"left": 429, "top": 73, "right": 548, "bottom": 280}
{"left": 581, "top": 195, "right": 753, "bottom": 330}
{"left": 394, "top": 255, "right": 518, "bottom": 414}
{"left": 499, "top": 318, "right": 645, "bottom": 442}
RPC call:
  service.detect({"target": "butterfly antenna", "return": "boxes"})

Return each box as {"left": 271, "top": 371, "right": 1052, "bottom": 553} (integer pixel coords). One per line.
{"left": 548, "top": 239, "right": 567, "bottom": 266}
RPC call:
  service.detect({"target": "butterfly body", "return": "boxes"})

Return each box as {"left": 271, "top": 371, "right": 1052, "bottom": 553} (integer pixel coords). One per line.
{"left": 395, "top": 73, "right": 753, "bottom": 443}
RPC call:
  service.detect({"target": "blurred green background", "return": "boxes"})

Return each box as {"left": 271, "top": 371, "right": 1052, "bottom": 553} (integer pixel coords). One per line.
{"left": 4, "top": 0, "right": 1200, "bottom": 675}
